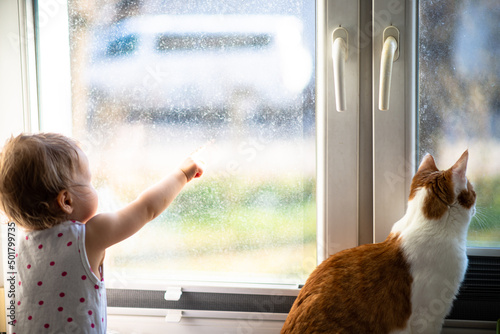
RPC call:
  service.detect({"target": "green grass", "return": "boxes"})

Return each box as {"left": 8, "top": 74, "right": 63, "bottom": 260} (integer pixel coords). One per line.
{"left": 467, "top": 176, "right": 500, "bottom": 247}
{"left": 106, "top": 176, "right": 317, "bottom": 282}
{"left": 105, "top": 174, "right": 500, "bottom": 283}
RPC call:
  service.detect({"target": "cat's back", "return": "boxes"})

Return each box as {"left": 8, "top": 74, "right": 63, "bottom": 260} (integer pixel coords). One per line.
{"left": 281, "top": 234, "right": 412, "bottom": 334}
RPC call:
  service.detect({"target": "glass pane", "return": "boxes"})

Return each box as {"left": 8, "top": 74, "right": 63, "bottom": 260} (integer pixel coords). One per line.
{"left": 63, "top": 0, "right": 315, "bottom": 284}
{"left": 418, "top": 1, "right": 500, "bottom": 247}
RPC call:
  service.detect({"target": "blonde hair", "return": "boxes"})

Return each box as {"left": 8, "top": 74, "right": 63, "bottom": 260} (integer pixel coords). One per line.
{"left": 0, "top": 133, "right": 81, "bottom": 230}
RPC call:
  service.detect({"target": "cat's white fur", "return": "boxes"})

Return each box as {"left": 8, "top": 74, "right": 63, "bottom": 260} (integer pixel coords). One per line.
{"left": 390, "top": 181, "right": 475, "bottom": 334}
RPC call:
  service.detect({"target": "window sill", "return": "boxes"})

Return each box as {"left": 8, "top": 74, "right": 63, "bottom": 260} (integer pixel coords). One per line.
{"left": 107, "top": 310, "right": 285, "bottom": 334}
{"left": 107, "top": 311, "right": 497, "bottom": 334}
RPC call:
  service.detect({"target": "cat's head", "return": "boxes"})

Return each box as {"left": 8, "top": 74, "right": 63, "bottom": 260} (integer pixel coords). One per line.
{"left": 409, "top": 150, "right": 476, "bottom": 221}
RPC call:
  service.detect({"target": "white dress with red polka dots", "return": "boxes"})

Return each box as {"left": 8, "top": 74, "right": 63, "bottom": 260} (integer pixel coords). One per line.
{"left": 15, "top": 220, "right": 106, "bottom": 333}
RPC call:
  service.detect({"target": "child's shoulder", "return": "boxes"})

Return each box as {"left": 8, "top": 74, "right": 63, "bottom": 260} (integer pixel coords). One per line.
{"left": 20, "top": 220, "right": 84, "bottom": 240}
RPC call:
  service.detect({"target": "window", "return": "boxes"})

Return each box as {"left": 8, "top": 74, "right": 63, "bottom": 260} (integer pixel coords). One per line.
{"left": 372, "top": 0, "right": 500, "bottom": 251}
{"left": 1, "top": 0, "right": 498, "bottom": 331}
{"left": 156, "top": 34, "right": 273, "bottom": 52}
{"left": 38, "top": 0, "right": 316, "bottom": 287}
{"left": 106, "top": 34, "right": 138, "bottom": 57}
{"left": 371, "top": 0, "right": 500, "bottom": 325}
{"left": 418, "top": 0, "right": 500, "bottom": 248}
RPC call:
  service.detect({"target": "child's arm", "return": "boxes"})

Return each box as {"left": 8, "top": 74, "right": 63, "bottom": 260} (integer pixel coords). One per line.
{"left": 85, "top": 157, "right": 203, "bottom": 253}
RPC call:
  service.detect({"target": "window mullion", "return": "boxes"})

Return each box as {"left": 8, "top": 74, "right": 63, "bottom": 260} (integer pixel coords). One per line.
{"left": 357, "top": 0, "right": 374, "bottom": 246}
{"left": 372, "top": 0, "right": 416, "bottom": 243}
{"left": 321, "top": 0, "right": 360, "bottom": 258}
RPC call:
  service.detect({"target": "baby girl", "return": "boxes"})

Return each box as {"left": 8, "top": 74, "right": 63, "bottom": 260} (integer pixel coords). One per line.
{"left": 0, "top": 133, "right": 203, "bottom": 333}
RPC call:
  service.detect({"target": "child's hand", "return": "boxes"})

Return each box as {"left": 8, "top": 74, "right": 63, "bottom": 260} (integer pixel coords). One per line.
{"left": 180, "top": 156, "right": 204, "bottom": 182}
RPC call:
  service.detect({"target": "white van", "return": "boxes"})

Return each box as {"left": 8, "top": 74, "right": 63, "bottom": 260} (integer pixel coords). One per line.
{"left": 86, "top": 15, "right": 313, "bottom": 122}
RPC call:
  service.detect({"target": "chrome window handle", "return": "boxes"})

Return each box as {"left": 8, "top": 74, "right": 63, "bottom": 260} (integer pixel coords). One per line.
{"left": 332, "top": 27, "right": 348, "bottom": 112}
{"left": 378, "top": 26, "right": 400, "bottom": 111}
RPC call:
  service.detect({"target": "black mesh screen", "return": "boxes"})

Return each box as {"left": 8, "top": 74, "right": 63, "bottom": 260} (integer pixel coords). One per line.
{"left": 107, "top": 256, "right": 500, "bottom": 321}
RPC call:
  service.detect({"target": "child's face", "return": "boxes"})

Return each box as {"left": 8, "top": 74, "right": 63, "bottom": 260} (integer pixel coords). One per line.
{"left": 68, "top": 149, "right": 98, "bottom": 224}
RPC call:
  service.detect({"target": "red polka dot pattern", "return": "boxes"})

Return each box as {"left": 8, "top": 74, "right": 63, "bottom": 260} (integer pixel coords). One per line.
{"left": 16, "top": 221, "right": 105, "bottom": 332}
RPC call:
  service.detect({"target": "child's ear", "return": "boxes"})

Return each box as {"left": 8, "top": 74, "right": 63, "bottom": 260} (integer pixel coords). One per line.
{"left": 57, "top": 190, "right": 74, "bottom": 214}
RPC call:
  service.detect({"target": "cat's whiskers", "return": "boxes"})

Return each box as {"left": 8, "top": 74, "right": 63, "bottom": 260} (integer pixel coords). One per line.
{"left": 470, "top": 206, "right": 493, "bottom": 231}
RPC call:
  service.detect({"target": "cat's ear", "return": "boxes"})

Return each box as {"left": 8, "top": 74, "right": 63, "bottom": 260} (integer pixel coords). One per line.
{"left": 450, "top": 150, "right": 469, "bottom": 193}
{"left": 417, "top": 154, "right": 439, "bottom": 173}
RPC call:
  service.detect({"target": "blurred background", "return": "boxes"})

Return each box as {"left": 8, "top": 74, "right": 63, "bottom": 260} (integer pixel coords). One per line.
{"left": 65, "top": 0, "right": 316, "bottom": 285}
{"left": 419, "top": 0, "right": 500, "bottom": 247}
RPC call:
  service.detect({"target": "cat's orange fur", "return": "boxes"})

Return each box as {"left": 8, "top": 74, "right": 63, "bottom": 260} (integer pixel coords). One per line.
{"left": 409, "top": 151, "right": 475, "bottom": 219}
{"left": 282, "top": 151, "right": 476, "bottom": 334}
{"left": 281, "top": 234, "right": 412, "bottom": 333}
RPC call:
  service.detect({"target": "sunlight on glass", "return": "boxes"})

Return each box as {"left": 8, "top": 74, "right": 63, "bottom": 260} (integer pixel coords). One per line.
{"left": 66, "top": 0, "right": 316, "bottom": 284}
{"left": 419, "top": 0, "right": 500, "bottom": 247}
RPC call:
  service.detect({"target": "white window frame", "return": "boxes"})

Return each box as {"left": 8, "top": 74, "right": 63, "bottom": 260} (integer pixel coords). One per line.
{"left": 372, "top": 0, "right": 417, "bottom": 243}
{"left": 0, "top": 0, "right": 36, "bottom": 139}
{"left": 318, "top": 0, "right": 360, "bottom": 260}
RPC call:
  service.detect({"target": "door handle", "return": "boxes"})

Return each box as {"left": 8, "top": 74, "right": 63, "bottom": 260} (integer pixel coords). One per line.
{"left": 378, "top": 26, "right": 400, "bottom": 111}
{"left": 332, "top": 27, "right": 348, "bottom": 112}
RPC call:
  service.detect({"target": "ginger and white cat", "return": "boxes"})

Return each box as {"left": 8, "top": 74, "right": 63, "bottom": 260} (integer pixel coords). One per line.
{"left": 282, "top": 150, "right": 476, "bottom": 334}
